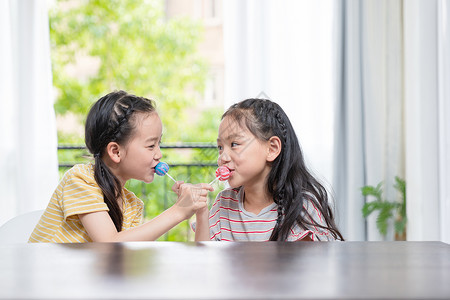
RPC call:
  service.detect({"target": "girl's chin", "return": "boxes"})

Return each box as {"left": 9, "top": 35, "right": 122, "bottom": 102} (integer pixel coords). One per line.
{"left": 142, "top": 175, "right": 155, "bottom": 184}
{"left": 226, "top": 178, "right": 239, "bottom": 188}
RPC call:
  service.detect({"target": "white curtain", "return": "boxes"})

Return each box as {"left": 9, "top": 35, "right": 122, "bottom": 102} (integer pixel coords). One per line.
{"left": 334, "top": 0, "right": 404, "bottom": 241}
{"left": 335, "top": 0, "right": 449, "bottom": 242}
{"left": 437, "top": 0, "right": 450, "bottom": 244}
{"left": 223, "top": 0, "right": 336, "bottom": 186}
{"left": 0, "top": 0, "right": 58, "bottom": 226}
{"left": 404, "top": 0, "right": 450, "bottom": 243}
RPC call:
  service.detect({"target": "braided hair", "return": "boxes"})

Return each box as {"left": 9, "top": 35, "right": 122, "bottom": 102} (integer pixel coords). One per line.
{"left": 222, "top": 98, "right": 344, "bottom": 241}
{"left": 85, "top": 90, "right": 155, "bottom": 231}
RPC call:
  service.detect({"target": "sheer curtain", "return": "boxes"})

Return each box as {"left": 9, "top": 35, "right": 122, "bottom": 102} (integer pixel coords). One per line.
{"left": 437, "top": 0, "right": 450, "bottom": 244}
{"left": 223, "top": 0, "right": 336, "bottom": 186}
{"left": 404, "top": 0, "right": 450, "bottom": 243}
{"left": 0, "top": 0, "right": 58, "bottom": 226}
{"left": 334, "top": 0, "right": 404, "bottom": 241}
{"left": 335, "top": 0, "right": 449, "bottom": 242}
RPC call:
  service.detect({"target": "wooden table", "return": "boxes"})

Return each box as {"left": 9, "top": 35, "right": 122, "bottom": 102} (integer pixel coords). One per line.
{"left": 1, "top": 241, "right": 449, "bottom": 299}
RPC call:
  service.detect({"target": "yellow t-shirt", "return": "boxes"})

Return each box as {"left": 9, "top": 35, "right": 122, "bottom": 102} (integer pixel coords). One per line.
{"left": 29, "top": 163, "right": 144, "bottom": 243}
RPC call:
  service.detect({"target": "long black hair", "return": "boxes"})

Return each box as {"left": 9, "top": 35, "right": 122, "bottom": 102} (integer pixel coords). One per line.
{"left": 222, "top": 98, "right": 344, "bottom": 241}
{"left": 85, "top": 90, "right": 155, "bottom": 232}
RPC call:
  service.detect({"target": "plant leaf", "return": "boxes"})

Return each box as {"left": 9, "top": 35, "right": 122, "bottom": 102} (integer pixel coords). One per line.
{"left": 362, "top": 202, "right": 378, "bottom": 217}
{"left": 361, "top": 181, "right": 383, "bottom": 202}
{"left": 376, "top": 204, "right": 394, "bottom": 236}
{"left": 394, "top": 176, "right": 407, "bottom": 219}
{"left": 361, "top": 185, "right": 378, "bottom": 196}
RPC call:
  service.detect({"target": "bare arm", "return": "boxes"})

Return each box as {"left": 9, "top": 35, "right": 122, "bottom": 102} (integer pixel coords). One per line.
{"left": 79, "top": 183, "right": 213, "bottom": 242}
{"left": 194, "top": 207, "right": 210, "bottom": 241}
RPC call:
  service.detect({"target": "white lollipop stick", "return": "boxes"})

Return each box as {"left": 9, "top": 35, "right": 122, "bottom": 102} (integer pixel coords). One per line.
{"left": 165, "top": 173, "right": 176, "bottom": 183}
{"left": 209, "top": 177, "right": 219, "bottom": 185}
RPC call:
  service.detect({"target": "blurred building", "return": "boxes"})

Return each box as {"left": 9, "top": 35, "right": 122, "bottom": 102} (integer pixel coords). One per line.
{"left": 165, "top": 0, "right": 224, "bottom": 108}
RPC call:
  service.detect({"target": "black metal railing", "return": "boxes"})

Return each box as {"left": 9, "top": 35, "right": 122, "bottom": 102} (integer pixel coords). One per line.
{"left": 58, "top": 144, "right": 220, "bottom": 241}
{"left": 58, "top": 144, "right": 218, "bottom": 167}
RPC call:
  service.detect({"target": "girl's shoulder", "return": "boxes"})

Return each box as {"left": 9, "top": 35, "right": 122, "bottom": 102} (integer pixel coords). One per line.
{"left": 63, "top": 163, "right": 92, "bottom": 175}
{"left": 302, "top": 192, "right": 327, "bottom": 219}
{"left": 61, "top": 163, "right": 96, "bottom": 185}
{"left": 294, "top": 192, "right": 337, "bottom": 241}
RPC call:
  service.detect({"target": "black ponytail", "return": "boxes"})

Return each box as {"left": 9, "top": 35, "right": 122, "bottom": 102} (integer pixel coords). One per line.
{"left": 85, "top": 90, "right": 155, "bottom": 231}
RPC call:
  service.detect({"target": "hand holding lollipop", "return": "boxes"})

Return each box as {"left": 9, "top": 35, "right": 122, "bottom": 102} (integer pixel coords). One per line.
{"left": 209, "top": 166, "right": 231, "bottom": 185}
{"left": 155, "top": 162, "right": 176, "bottom": 182}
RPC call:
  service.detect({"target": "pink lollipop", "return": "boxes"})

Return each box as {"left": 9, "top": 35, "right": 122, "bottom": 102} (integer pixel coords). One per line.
{"left": 216, "top": 166, "right": 231, "bottom": 181}
{"left": 209, "top": 166, "right": 231, "bottom": 184}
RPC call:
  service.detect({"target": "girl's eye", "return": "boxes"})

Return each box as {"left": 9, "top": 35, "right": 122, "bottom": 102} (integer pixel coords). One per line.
{"left": 148, "top": 140, "right": 161, "bottom": 150}
{"left": 231, "top": 142, "right": 238, "bottom": 147}
{"left": 217, "top": 145, "right": 223, "bottom": 151}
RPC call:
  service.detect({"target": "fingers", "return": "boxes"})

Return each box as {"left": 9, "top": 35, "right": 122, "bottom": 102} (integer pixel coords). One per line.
{"left": 178, "top": 183, "right": 214, "bottom": 195}
{"left": 171, "top": 181, "right": 185, "bottom": 195}
{"left": 175, "top": 183, "right": 212, "bottom": 214}
{"left": 195, "top": 200, "right": 208, "bottom": 210}
{"left": 194, "top": 183, "right": 215, "bottom": 192}
{"left": 173, "top": 182, "right": 214, "bottom": 220}
{"left": 179, "top": 184, "right": 210, "bottom": 201}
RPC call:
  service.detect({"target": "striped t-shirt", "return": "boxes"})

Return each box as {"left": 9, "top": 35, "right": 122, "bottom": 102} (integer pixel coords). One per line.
{"left": 29, "top": 163, "right": 144, "bottom": 243}
{"left": 208, "top": 187, "right": 335, "bottom": 241}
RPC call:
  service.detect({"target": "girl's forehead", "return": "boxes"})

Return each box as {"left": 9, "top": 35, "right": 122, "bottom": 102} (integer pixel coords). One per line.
{"left": 134, "top": 112, "right": 162, "bottom": 134}
{"left": 219, "top": 116, "right": 250, "bottom": 137}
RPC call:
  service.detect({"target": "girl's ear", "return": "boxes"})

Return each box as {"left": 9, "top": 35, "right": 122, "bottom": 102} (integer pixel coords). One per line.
{"left": 106, "top": 142, "right": 121, "bottom": 163}
{"left": 267, "top": 136, "right": 282, "bottom": 162}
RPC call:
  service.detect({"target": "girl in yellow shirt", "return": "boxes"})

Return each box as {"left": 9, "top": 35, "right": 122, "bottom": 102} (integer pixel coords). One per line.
{"left": 29, "top": 90, "right": 213, "bottom": 243}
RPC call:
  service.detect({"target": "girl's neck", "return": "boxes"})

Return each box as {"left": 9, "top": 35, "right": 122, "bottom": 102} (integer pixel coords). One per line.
{"left": 242, "top": 183, "right": 273, "bottom": 215}
{"left": 102, "top": 158, "right": 127, "bottom": 189}
{"left": 97, "top": 159, "right": 126, "bottom": 210}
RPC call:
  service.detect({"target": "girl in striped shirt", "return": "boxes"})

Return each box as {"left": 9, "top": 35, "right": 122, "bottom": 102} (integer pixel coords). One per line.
{"left": 30, "top": 90, "right": 213, "bottom": 243}
{"left": 195, "top": 98, "right": 344, "bottom": 241}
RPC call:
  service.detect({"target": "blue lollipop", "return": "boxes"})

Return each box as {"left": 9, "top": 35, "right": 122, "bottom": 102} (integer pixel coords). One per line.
{"left": 155, "top": 162, "right": 176, "bottom": 182}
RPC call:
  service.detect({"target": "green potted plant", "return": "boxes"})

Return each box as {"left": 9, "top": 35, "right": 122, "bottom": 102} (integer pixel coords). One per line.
{"left": 361, "top": 176, "right": 407, "bottom": 240}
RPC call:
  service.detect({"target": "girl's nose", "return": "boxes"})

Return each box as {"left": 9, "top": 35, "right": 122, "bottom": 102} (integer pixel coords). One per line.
{"left": 218, "top": 150, "right": 230, "bottom": 166}
{"left": 155, "top": 144, "right": 163, "bottom": 161}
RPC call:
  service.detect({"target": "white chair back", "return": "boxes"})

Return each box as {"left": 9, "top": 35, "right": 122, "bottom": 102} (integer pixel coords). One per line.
{"left": 0, "top": 210, "right": 44, "bottom": 243}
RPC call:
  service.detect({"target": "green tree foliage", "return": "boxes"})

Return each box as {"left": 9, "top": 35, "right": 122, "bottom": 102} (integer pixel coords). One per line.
{"left": 50, "top": 0, "right": 211, "bottom": 143}
{"left": 50, "top": 0, "right": 223, "bottom": 241}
